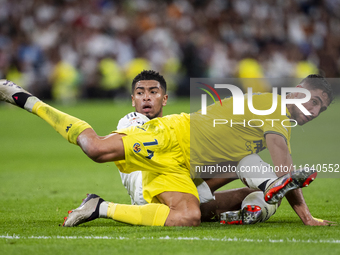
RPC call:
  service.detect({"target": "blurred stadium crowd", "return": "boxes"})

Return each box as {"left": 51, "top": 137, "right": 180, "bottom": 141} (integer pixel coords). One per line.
{"left": 0, "top": 0, "right": 339, "bottom": 102}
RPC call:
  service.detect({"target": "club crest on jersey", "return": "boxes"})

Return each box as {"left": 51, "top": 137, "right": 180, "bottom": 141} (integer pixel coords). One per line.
{"left": 133, "top": 143, "right": 141, "bottom": 153}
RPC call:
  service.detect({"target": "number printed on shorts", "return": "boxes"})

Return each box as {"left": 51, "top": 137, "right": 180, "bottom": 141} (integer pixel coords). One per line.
{"left": 143, "top": 139, "right": 158, "bottom": 159}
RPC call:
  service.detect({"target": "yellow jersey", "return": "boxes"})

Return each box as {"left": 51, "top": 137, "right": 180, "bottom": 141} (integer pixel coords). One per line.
{"left": 190, "top": 93, "right": 292, "bottom": 166}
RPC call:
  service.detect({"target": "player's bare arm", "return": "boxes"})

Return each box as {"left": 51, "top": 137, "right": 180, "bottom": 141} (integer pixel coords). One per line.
{"left": 77, "top": 129, "right": 126, "bottom": 163}
{"left": 266, "top": 131, "right": 331, "bottom": 226}
{"left": 265, "top": 134, "right": 292, "bottom": 177}
{"left": 0, "top": 79, "right": 126, "bottom": 163}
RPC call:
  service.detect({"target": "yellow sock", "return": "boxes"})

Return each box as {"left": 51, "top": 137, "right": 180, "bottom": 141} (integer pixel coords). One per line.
{"left": 107, "top": 203, "right": 170, "bottom": 226}
{"left": 32, "top": 101, "right": 92, "bottom": 145}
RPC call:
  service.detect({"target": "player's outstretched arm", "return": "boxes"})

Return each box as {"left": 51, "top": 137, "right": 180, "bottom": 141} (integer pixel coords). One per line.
{"left": 285, "top": 191, "right": 337, "bottom": 226}
{"left": 77, "top": 129, "right": 125, "bottom": 162}
{"left": 0, "top": 79, "right": 125, "bottom": 163}
{"left": 266, "top": 133, "right": 333, "bottom": 226}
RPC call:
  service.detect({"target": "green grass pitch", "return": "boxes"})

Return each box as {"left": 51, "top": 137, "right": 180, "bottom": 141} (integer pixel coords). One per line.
{"left": 0, "top": 97, "right": 340, "bottom": 255}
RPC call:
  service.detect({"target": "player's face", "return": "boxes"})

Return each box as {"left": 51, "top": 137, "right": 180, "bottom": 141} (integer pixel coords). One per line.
{"left": 132, "top": 80, "right": 168, "bottom": 119}
{"left": 288, "top": 85, "right": 330, "bottom": 126}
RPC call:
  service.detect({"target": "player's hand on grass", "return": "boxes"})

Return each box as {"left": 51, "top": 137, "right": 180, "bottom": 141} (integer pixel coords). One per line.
{"left": 304, "top": 216, "right": 337, "bottom": 226}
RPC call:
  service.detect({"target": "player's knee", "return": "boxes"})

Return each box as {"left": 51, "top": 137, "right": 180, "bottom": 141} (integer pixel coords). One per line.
{"left": 190, "top": 208, "right": 202, "bottom": 226}
{"left": 180, "top": 208, "right": 201, "bottom": 226}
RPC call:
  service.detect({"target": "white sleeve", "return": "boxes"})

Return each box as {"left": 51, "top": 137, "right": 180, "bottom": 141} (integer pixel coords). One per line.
{"left": 117, "top": 112, "right": 150, "bottom": 129}
{"left": 117, "top": 112, "right": 150, "bottom": 205}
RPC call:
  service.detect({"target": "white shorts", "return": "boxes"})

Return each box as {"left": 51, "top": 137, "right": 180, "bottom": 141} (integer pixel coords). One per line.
{"left": 120, "top": 171, "right": 147, "bottom": 205}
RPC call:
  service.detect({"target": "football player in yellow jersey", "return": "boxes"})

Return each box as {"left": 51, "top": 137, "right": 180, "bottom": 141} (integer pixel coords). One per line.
{"left": 114, "top": 71, "right": 268, "bottom": 224}
{"left": 190, "top": 92, "right": 292, "bottom": 167}
{"left": 0, "top": 73, "right": 334, "bottom": 226}
{"left": 195, "top": 75, "right": 334, "bottom": 225}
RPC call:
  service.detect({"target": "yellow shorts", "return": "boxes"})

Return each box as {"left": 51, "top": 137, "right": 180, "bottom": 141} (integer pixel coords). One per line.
{"left": 114, "top": 114, "right": 198, "bottom": 203}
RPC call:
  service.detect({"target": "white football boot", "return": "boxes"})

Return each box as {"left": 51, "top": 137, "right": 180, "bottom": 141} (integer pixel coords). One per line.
{"left": 63, "top": 194, "right": 104, "bottom": 227}
{"left": 0, "top": 79, "right": 39, "bottom": 112}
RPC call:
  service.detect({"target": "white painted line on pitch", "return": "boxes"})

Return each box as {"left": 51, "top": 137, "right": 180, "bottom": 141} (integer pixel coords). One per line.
{"left": 1, "top": 234, "right": 340, "bottom": 244}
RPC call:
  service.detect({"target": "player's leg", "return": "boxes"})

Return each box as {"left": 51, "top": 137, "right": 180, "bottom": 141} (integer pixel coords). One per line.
{"left": 0, "top": 80, "right": 91, "bottom": 145}
{"left": 201, "top": 161, "right": 239, "bottom": 193}
{"left": 64, "top": 177, "right": 200, "bottom": 227}
{"left": 200, "top": 154, "right": 293, "bottom": 224}
{"left": 157, "top": 191, "right": 201, "bottom": 226}
{"left": 63, "top": 194, "right": 170, "bottom": 227}
{"left": 236, "top": 154, "right": 317, "bottom": 204}
{"left": 219, "top": 191, "right": 278, "bottom": 225}
{"left": 121, "top": 172, "right": 241, "bottom": 223}
{"left": 203, "top": 175, "right": 238, "bottom": 193}
{"left": 199, "top": 185, "right": 278, "bottom": 225}
{"left": 200, "top": 187, "right": 254, "bottom": 221}
{"left": 63, "top": 192, "right": 200, "bottom": 227}
{"left": 214, "top": 154, "right": 312, "bottom": 224}
{"left": 0, "top": 79, "right": 126, "bottom": 162}
{"left": 120, "top": 171, "right": 148, "bottom": 205}
{"left": 65, "top": 139, "right": 201, "bottom": 227}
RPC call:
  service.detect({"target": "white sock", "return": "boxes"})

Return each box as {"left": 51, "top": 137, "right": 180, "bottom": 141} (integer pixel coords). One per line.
{"left": 236, "top": 154, "right": 277, "bottom": 191}
{"left": 241, "top": 191, "right": 278, "bottom": 222}
{"left": 24, "top": 96, "right": 40, "bottom": 112}
{"left": 99, "top": 201, "right": 109, "bottom": 218}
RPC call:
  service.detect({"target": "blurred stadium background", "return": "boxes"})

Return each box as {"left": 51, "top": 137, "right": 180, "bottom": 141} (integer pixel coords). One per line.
{"left": 0, "top": 0, "right": 339, "bottom": 104}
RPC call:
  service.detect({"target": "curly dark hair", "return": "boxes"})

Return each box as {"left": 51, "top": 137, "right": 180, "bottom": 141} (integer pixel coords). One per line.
{"left": 300, "top": 74, "right": 334, "bottom": 104}
{"left": 132, "top": 70, "right": 167, "bottom": 93}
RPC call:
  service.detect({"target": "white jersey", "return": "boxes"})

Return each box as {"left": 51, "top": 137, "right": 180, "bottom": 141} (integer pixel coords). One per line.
{"left": 117, "top": 112, "right": 149, "bottom": 205}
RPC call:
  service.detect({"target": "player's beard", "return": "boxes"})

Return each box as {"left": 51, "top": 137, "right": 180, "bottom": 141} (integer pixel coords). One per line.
{"left": 289, "top": 105, "right": 306, "bottom": 126}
